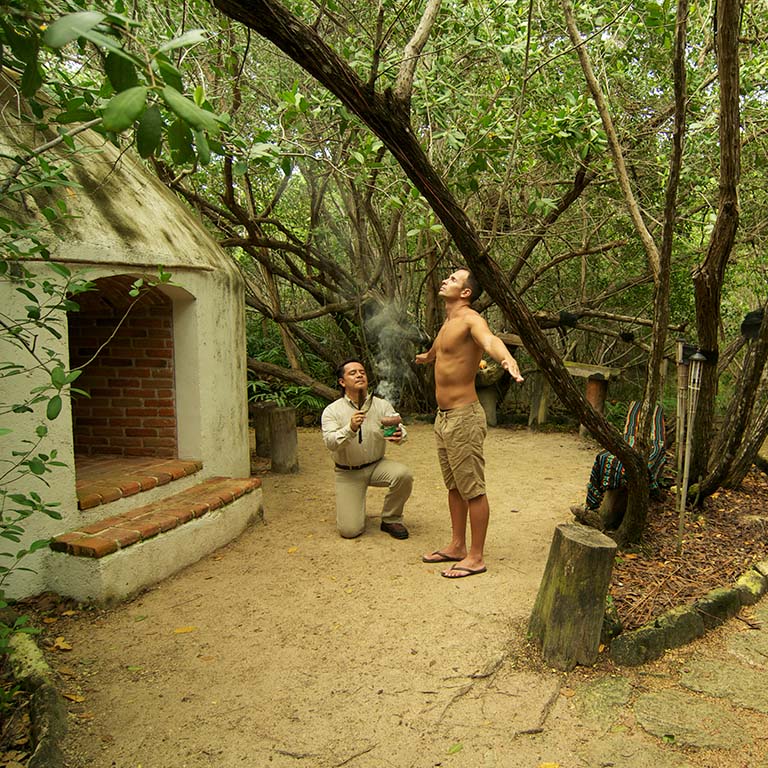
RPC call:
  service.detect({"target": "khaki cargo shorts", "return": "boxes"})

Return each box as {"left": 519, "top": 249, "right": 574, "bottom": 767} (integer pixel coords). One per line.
{"left": 434, "top": 400, "right": 487, "bottom": 500}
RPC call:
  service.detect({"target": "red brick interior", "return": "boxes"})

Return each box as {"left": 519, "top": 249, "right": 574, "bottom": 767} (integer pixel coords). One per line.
{"left": 68, "top": 275, "right": 177, "bottom": 458}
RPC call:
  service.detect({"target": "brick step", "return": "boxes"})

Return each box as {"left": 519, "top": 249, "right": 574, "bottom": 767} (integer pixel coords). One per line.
{"left": 54, "top": 476, "right": 261, "bottom": 557}
{"left": 48, "top": 477, "right": 264, "bottom": 604}
{"left": 76, "top": 457, "right": 203, "bottom": 511}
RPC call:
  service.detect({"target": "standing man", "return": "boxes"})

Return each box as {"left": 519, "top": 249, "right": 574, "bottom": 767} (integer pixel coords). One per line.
{"left": 322, "top": 358, "right": 413, "bottom": 540}
{"left": 416, "top": 268, "right": 523, "bottom": 578}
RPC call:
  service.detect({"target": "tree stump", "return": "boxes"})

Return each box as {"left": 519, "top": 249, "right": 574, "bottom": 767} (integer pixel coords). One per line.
{"left": 269, "top": 406, "right": 299, "bottom": 474}
{"left": 528, "top": 523, "right": 617, "bottom": 670}
{"left": 477, "top": 386, "right": 498, "bottom": 426}
{"left": 251, "top": 402, "right": 276, "bottom": 458}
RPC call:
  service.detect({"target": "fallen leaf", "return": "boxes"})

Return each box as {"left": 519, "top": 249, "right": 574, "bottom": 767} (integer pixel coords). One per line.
{"left": 43, "top": 617, "right": 58, "bottom": 624}
{"left": 287, "top": 546, "right": 299, "bottom": 554}
{"left": 173, "top": 626, "right": 197, "bottom": 634}
{"left": 133, "top": 615, "right": 148, "bottom": 622}
{"left": 51, "top": 636, "right": 73, "bottom": 651}
{"left": 77, "top": 712, "right": 95, "bottom": 720}
{"left": 126, "top": 666, "right": 143, "bottom": 672}
{"left": 62, "top": 692, "right": 86, "bottom": 702}
{"left": 61, "top": 610, "right": 78, "bottom": 616}
{"left": 539, "top": 763, "right": 561, "bottom": 768}
{"left": 57, "top": 666, "right": 76, "bottom": 677}
{"left": 447, "top": 743, "right": 463, "bottom": 754}
{"left": 560, "top": 687, "right": 575, "bottom": 698}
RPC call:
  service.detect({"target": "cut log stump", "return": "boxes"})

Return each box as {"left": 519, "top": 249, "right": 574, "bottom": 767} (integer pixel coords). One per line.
{"left": 269, "top": 406, "right": 299, "bottom": 474}
{"left": 528, "top": 523, "right": 617, "bottom": 671}
{"left": 251, "top": 402, "right": 276, "bottom": 458}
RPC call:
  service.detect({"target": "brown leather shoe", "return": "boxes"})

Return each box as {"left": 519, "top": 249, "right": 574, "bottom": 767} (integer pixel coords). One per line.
{"left": 380, "top": 521, "right": 409, "bottom": 539}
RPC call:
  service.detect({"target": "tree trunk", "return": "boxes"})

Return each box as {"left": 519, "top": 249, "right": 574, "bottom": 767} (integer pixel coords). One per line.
{"left": 722, "top": 398, "right": 768, "bottom": 489}
{"left": 690, "top": 0, "right": 741, "bottom": 483}
{"left": 528, "top": 523, "right": 617, "bottom": 671}
{"left": 701, "top": 313, "right": 768, "bottom": 495}
{"left": 247, "top": 358, "right": 338, "bottom": 402}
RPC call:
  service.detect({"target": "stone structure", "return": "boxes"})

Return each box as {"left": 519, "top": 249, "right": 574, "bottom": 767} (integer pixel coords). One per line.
{"left": 1, "top": 75, "right": 262, "bottom": 602}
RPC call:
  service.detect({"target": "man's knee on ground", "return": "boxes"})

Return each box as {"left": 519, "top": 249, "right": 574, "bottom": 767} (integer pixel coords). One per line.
{"left": 338, "top": 523, "right": 364, "bottom": 539}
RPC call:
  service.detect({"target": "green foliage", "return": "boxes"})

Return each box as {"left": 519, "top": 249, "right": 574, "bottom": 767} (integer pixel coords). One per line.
{"left": 246, "top": 316, "right": 333, "bottom": 420}
{"left": 0, "top": 1, "right": 228, "bottom": 169}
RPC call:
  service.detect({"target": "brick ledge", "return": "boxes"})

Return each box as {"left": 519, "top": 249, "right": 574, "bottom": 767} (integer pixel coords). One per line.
{"left": 52, "top": 476, "right": 261, "bottom": 558}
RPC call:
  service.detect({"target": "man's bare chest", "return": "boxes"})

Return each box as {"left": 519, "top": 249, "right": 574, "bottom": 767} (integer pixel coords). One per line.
{"left": 436, "top": 318, "right": 472, "bottom": 355}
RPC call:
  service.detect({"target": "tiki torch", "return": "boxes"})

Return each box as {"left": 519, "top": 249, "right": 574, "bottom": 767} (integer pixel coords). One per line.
{"left": 675, "top": 337, "right": 689, "bottom": 506}
{"left": 677, "top": 351, "right": 705, "bottom": 553}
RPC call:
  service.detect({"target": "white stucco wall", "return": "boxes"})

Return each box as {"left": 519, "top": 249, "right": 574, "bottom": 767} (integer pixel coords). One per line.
{"left": 1, "top": 79, "right": 252, "bottom": 599}
{"left": 0, "top": 268, "right": 79, "bottom": 598}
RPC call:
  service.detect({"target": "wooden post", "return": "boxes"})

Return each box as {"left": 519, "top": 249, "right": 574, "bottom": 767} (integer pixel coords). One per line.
{"left": 269, "top": 406, "right": 299, "bottom": 473}
{"left": 477, "top": 387, "right": 498, "bottom": 426}
{"left": 579, "top": 374, "right": 608, "bottom": 438}
{"left": 252, "top": 402, "right": 276, "bottom": 458}
{"left": 528, "top": 372, "right": 550, "bottom": 429}
{"left": 528, "top": 523, "right": 617, "bottom": 670}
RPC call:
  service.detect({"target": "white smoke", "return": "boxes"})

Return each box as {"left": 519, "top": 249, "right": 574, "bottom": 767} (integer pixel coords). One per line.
{"left": 364, "top": 301, "right": 422, "bottom": 408}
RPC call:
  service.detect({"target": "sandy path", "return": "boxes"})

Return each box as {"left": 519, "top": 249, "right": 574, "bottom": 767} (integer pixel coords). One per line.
{"left": 58, "top": 424, "right": 699, "bottom": 768}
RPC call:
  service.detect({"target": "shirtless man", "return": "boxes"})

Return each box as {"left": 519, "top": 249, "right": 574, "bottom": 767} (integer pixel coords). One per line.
{"left": 416, "top": 268, "right": 523, "bottom": 578}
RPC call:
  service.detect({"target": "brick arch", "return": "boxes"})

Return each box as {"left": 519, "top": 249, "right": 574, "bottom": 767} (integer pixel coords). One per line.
{"left": 68, "top": 275, "right": 177, "bottom": 458}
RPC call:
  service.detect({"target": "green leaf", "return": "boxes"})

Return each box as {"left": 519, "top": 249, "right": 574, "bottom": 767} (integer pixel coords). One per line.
{"left": 162, "top": 86, "right": 219, "bottom": 133}
{"left": 47, "top": 263, "right": 71, "bottom": 279}
{"left": 105, "top": 51, "right": 139, "bottom": 92}
{"left": 0, "top": 428, "right": 12, "bottom": 437}
{"left": 194, "top": 130, "right": 211, "bottom": 165}
{"left": 44, "top": 11, "right": 106, "bottom": 48}
{"left": 46, "top": 395, "right": 62, "bottom": 421}
{"left": 447, "top": 743, "right": 463, "bottom": 755}
{"left": 153, "top": 56, "right": 183, "bottom": 92}
{"left": 136, "top": 106, "right": 163, "bottom": 158}
{"left": 55, "top": 108, "right": 97, "bottom": 124}
{"left": 28, "top": 457, "right": 46, "bottom": 475}
{"left": 156, "top": 29, "right": 207, "bottom": 53}
{"left": 50, "top": 366, "right": 67, "bottom": 389}
{"left": 167, "top": 119, "right": 194, "bottom": 165}
{"left": 102, "top": 86, "right": 148, "bottom": 132}
{"left": 21, "top": 58, "right": 43, "bottom": 97}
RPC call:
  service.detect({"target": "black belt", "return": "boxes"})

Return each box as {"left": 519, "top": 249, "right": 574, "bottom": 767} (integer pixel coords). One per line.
{"left": 335, "top": 459, "right": 381, "bottom": 471}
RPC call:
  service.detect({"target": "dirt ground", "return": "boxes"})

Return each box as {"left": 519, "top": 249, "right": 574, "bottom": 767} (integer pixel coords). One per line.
{"left": 20, "top": 424, "right": 768, "bottom": 767}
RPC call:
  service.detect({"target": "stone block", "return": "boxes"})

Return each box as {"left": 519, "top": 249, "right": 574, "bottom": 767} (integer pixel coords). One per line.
{"left": 694, "top": 587, "right": 742, "bottom": 629}
{"left": 734, "top": 568, "right": 768, "bottom": 605}
{"left": 655, "top": 605, "right": 705, "bottom": 648}
{"left": 610, "top": 625, "right": 667, "bottom": 666}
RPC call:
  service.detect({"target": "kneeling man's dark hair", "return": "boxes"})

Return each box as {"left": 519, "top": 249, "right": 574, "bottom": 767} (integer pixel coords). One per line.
{"left": 336, "top": 357, "right": 365, "bottom": 390}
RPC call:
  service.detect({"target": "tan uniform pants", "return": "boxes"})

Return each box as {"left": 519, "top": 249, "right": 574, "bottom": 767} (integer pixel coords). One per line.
{"left": 334, "top": 458, "right": 413, "bottom": 538}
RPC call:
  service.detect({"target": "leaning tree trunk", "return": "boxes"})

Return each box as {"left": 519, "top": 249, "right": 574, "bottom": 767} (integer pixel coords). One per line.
{"left": 212, "top": 0, "right": 651, "bottom": 546}
{"left": 723, "top": 398, "right": 768, "bottom": 489}
{"left": 700, "top": 310, "right": 768, "bottom": 495}
{"left": 690, "top": 0, "right": 741, "bottom": 485}
{"left": 247, "top": 358, "right": 338, "bottom": 402}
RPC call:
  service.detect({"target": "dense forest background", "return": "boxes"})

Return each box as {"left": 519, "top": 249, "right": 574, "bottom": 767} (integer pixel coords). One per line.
{"left": 2, "top": 0, "right": 768, "bottom": 543}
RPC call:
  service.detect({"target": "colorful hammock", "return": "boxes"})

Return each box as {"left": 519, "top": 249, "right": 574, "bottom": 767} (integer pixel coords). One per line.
{"left": 585, "top": 401, "right": 666, "bottom": 511}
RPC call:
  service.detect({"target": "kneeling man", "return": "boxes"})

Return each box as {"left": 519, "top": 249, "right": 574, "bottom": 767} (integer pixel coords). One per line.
{"left": 321, "top": 358, "right": 413, "bottom": 540}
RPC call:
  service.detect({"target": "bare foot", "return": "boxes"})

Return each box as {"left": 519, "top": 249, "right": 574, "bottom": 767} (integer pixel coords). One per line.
{"left": 441, "top": 559, "right": 487, "bottom": 578}
{"left": 421, "top": 548, "right": 466, "bottom": 563}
